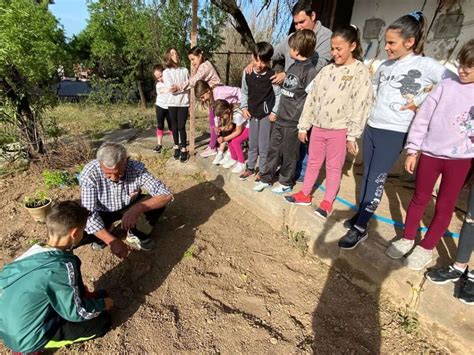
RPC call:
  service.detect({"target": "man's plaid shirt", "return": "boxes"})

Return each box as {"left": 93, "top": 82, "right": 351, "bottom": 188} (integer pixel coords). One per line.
{"left": 80, "top": 159, "right": 171, "bottom": 234}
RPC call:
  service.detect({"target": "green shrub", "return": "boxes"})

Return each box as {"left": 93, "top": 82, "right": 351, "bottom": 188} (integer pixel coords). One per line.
{"left": 42, "top": 170, "right": 76, "bottom": 188}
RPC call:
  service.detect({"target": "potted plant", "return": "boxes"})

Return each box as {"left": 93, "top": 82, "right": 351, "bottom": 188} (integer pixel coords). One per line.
{"left": 24, "top": 190, "right": 52, "bottom": 223}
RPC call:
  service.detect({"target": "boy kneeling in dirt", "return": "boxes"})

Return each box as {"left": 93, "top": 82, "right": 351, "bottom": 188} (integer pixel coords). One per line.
{"left": 0, "top": 201, "right": 113, "bottom": 353}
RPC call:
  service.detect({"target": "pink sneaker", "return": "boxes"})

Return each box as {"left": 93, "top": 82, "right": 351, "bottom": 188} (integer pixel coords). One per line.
{"left": 200, "top": 147, "right": 217, "bottom": 158}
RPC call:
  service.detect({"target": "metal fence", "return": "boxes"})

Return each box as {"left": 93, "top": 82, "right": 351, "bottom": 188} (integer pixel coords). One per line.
{"left": 211, "top": 51, "right": 252, "bottom": 87}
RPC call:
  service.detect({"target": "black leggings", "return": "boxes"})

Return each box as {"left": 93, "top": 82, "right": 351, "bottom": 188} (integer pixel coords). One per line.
{"left": 168, "top": 106, "right": 188, "bottom": 149}
{"left": 155, "top": 105, "right": 171, "bottom": 131}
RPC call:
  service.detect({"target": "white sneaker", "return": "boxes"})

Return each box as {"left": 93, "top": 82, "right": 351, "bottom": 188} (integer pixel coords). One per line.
{"left": 385, "top": 238, "right": 415, "bottom": 259}
{"left": 223, "top": 158, "right": 236, "bottom": 169}
{"left": 403, "top": 245, "right": 433, "bottom": 271}
{"left": 212, "top": 152, "right": 224, "bottom": 165}
{"left": 231, "top": 162, "right": 246, "bottom": 174}
{"left": 253, "top": 181, "right": 271, "bottom": 192}
{"left": 271, "top": 183, "right": 293, "bottom": 194}
{"left": 125, "top": 232, "right": 154, "bottom": 251}
{"left": 200, "top": 147, "right": 217, "bottom": 158}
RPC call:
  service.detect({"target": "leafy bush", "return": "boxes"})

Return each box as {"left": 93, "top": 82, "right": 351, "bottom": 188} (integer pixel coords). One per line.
{"left": 42, "top": 170, "right": 76, "bottom": 188}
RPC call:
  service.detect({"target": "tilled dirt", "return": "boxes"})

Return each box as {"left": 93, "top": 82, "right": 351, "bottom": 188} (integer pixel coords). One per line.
{"left": 0, "top": 156, "right": 451, "bottom": 353}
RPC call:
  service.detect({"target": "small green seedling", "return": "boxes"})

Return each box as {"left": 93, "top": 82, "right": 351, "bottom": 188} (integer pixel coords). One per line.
{"left": 24, "top": 191, "right": 50, "bottom": 208}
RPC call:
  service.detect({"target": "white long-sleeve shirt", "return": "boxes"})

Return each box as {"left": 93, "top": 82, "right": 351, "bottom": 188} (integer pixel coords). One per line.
{"left": 368, "top": 53, "right": 457, "bottom": 133}
{"left": 163, "top": 67, "right": 190, "bottom": 107}
{"left": 155, "top": 81, "right": 169, "bottom": 109}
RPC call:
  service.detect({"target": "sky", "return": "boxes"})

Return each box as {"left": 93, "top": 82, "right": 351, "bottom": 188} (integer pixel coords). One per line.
{"left": 49, "top": 0, "right": 89, "bottom": 38}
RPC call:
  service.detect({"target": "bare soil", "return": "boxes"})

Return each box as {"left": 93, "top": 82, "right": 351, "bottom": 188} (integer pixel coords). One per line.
{"left": 0, "top": 153, "right": 451, "bottom": 353}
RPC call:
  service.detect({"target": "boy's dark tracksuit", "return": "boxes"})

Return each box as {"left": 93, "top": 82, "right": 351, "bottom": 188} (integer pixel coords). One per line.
{"left": 260, "top": 59, "right": 317, "bottom": 186}
{"left": 241, "top": 69, "right": 279, "bottom": 172}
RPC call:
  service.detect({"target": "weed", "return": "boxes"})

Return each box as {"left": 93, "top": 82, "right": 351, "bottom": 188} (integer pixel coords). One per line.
{"left": 396, "top": 280, "right": 424, "bottom": 334}
{"left": 286, "top": 227, "right": 309, "bottom": 256}
{"left": 183, "top": 246, "right": 195, "bottom": 258}
{"left": 189, "top": 172, "right": 207, "bottom": 183}
{"left": 24, "top": 190, "right": 50, "bottom": 208}
{"left": 43, "top": 170, "right": 76, "bottom": 188}
{"left": 28, "top": 238, "right": 40, "bottom": 245}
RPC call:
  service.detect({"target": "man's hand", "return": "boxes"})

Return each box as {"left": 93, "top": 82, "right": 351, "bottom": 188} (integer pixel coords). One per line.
{"left": 269, "top": 113, "right": 277, "bottom": 122}
{"left": 271, "top": 72, "right": 286, "bottom": 85}
{"left": 109, "top": 238, "right": 129, "bottom": 259}
{"left": 121, "top": 206, "right": 141, "bottom": 230}
{"left": 104, "top": 297, "right": 114, "bottom": 311}
{"left": 405, "top": 155, "right": 418, "bottom": 174}
{"left": 244, "top": 63, "right": 253, "bottom": 75}
{"left": 347, "top": 141, "right": 359, "bottom": 156}
{"left": 242, "top": 108, "right": 251, "bottom": 119}
{"left": 298, "top": 131, "right": 308, "bottom": 143}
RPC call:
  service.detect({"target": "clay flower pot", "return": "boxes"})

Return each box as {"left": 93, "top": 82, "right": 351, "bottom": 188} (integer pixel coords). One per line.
{"left": 24, "top": 198, "right": 52, "bottom": 223}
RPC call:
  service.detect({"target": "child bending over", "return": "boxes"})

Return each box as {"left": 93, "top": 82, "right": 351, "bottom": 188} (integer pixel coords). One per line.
{"left": 0, "top": 201, "right": 113, "bottom": 353}
{"left": 212, "top": 99, "right": 249, "bottom": 174}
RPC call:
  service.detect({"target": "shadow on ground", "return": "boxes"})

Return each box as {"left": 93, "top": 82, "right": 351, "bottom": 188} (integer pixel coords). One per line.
{"left": 94, "top": 175, "right": 228, "bottom": 328}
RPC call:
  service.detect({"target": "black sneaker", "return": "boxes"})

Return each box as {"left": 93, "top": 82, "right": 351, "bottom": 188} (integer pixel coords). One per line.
{"left": 343, "top": 213, "right": 359, "bottom": 230}
{"left": 338, "top": 227, "right": 368, "bottom": 250}
{"left": 426, "top": 265, "right": 466, "bottom": 285}
{"left": 180, "top": 150, "right": 188, "bottom": 163}
{"left": 459, "top": 273, "right": 474, "bottom": 305}
{"left": 173, "top": 148, "right": 180, "bottom": 160}
{"left": 153, "top": 144, "right": 162, "bottom": 153}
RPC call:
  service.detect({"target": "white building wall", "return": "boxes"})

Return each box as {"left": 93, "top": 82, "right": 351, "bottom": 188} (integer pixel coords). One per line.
{"left": 350, "top": 0, "right": 474, "bottom": 71}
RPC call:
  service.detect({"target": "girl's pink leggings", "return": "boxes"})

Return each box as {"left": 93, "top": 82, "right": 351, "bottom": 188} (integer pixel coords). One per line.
{"left": 302, "top": 127, "right": 347, "bottom": 203}
{"left": 228, "top": 128, "right": 249, "bottom": 163}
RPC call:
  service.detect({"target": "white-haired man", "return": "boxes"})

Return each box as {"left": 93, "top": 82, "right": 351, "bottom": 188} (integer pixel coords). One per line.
{"left": 79, "top": 142, "right": 173, "bottom": 257}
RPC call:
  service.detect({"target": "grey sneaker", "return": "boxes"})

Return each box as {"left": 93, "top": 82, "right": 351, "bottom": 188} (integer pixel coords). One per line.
{"left": 385, "top": 238, "right": 415, "bottom": 260}
{"left": 403, "top": 245, "right": 433, "bottom": 271}
{"left": 126, "top": 232, "right": 154, "bottom": 251}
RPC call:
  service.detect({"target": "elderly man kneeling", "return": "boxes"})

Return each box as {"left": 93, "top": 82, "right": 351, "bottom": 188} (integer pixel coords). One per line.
{"left": 79, "top": 142, "right": 173, "bottom": 257}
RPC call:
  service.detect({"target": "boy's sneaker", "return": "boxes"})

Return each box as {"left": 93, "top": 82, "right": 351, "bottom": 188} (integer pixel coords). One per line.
{"left": 231, "top": 162, "right": 246, "bottom": 174}
{"left": 403, "top": 245, "right": 433, "bottom": 271}
{"left": 173, "top": 148, "right": 180, "bottom": 160}
{"left": 271, "top": 184, "right": 292, "bottom": 195}
{"left": 200, "top": 147, "right": 217, "bottom": 158}
{"left": 284, "top": 191, "right": 312, "bottom": 206}
{"left": 212, "top": 152, "right": 224, "bottom": 165}
{"left": 426, "top": 265, "right": 466, "bottom": 285}
{"left": 253, "top": 181, "right": 271, "bottom": 192}
{"left": 338, "top": 227, "right": 368, "bottom": 250}
{"left": 459, "top": 272, "right": 474, "bottom": 305}
{"left": 126, "top": 232, "right": 154, "bottom": 251}
{"left": 385, "top": 238, "right": 415, "bottom": 260}
{"left": 314, "top": 200, "right": 332, "bottom": 219}
{"left": 223, "top": 158, "right": 236, "bottom": 169}
{"left": 153, "top": 144, "right": 162, "bottom": 153}
{"left": 239, "top": 168, "right": 255, "bottom": 180}
{"left": 254, "top": 173, "right": 262, "bottom": 183}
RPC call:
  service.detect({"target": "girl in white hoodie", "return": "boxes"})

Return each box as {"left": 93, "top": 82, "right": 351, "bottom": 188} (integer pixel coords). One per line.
{"left": 163, "top": 48, "right": 190, "bottom": 162}
{"left": 338, "top": 11, "right": 457, "bottom": 250}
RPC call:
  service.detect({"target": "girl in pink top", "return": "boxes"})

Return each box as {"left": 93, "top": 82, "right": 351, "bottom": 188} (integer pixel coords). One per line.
{"left": 194, "top": 80, "right": 241, "bottom": 157}
{"left": 171, "top": 47, "right": 222, "bottom": 93}
{"left": 385, "top": 39, "right": 474, "bottom": 271}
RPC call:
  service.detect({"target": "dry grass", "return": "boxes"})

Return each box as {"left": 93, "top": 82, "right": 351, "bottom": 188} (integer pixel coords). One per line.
{"left": 45, "top": 103, "right": 156, "bottom": 138}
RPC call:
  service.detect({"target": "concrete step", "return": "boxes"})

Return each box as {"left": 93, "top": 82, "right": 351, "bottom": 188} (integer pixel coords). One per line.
{"left": 196, "top": 152, "right": 474, "bottom": 352}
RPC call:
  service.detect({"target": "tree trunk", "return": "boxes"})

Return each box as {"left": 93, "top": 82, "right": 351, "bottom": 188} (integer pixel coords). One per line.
{"left": 210, "top": 0, "right": 255, "bottom": 51}
{"left": 1, "top": 68, "right": 45, "bottom": 159}
{"left": 137, "top": 62, "right": 147, "bottom": 109}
